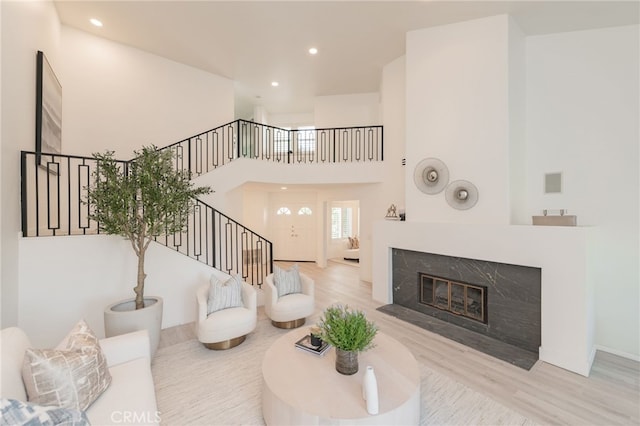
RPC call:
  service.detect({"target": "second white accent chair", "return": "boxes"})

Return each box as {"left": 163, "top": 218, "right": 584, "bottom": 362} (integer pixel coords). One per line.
{"left": 264, "top": 267, "right": 315, "bottom": 329}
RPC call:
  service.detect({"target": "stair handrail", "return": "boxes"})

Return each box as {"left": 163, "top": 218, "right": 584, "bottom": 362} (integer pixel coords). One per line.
{"left": 20, "top": 149, "right": 273, "bottom": 286}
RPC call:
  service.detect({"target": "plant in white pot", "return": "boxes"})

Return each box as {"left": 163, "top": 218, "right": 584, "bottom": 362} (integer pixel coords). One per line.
{"left": 86, "top": 145, "right": 211, "bottom": 356}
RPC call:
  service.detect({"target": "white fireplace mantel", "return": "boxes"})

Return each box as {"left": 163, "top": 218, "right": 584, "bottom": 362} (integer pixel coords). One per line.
{"left": 372, "top": 220, "right": 596, "bottom": 377}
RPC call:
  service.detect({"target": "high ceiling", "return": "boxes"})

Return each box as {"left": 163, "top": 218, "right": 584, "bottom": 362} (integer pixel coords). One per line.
{"left": 55, "top": 1, "right": 639, "bottom": 119}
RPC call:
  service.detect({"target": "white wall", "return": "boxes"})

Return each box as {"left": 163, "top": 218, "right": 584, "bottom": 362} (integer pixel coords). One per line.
{"left": 382, "top": 56, "right": 407, "bottom": 216}
{"left": 268, "top": 112, "right": 314, "bottom": 129}
{"left": 242, "top": 187, "right": 269, "bottom": 237}
{"left": 1, "top": 0, "right": 61, "bottom": 328}
{"left": 508, "top": 19, "right": 527, "bottom": 225}
{"left": 526, "top": 25, "right": 640, "bottom": 358}
{"left": 194, "top": 157, "right": 387, "bottom": 213}
{"left": 19, "top": 235, "right": 217, "bottom": 348}
{"left": 0, "top": 1, "right": 4, "bottom": 326}
{"left": 314, "top": 93, "right": 381, "bottom": 128}
{"left": 405, "top": 15, "right": 512, "bottom": 225}
{"left": 61, "top": 26, "right": 235, "bottom": 158}
{"left": 252, "top": 105, "right": 269, "bottom": 125}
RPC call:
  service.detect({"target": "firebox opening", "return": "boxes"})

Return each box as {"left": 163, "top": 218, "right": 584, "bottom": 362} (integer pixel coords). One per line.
{"left": 418, "top": 273, "right": 487, "bottom": 324}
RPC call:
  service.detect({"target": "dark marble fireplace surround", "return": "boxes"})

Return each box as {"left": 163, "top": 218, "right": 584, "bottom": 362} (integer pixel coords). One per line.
{"left": 387, "top": 248, "right": 541, "bottom": 368}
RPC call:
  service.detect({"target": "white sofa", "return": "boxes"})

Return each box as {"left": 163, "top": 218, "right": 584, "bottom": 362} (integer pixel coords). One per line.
{"left": 1, "top": 327, "right": 159, "bottom": 425}
{"left": 343, "top": 248, "right": 360, "bottom": 262}
{"left": 343, "top": 237, "right": 360, "bottom": 262}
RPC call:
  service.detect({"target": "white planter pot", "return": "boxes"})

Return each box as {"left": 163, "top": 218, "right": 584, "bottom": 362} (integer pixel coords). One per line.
{"left": 104, "top": 296, "right": 163, "bottom": 358}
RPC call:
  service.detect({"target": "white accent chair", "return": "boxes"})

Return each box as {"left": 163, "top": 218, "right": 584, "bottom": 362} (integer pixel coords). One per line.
{"left": 264, "top": 272, "right": 315, "bottom": 329}
{"left": 196, "top": 271, "right": 257, "bottom": 350}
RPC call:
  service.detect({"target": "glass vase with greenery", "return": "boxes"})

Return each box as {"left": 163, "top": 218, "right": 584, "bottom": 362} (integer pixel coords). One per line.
{"left": 317, "top": 304, "right": 378, "bottom": 374}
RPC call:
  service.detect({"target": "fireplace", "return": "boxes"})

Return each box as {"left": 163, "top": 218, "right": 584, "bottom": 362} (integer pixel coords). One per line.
{"left": 419, "top": 273, "right": 487, "bottom": 324}
{"left": 383, "top": 248, "right": 541, "bottom": 369}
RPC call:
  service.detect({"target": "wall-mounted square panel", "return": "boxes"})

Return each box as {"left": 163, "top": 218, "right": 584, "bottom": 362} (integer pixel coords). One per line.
{"left": 544, "top": 172, "right": 562, "bottom": 194}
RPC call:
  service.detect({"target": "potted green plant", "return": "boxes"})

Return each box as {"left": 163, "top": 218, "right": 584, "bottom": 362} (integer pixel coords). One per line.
{"left": 85, "top": 145, "right": 211, "bottom": 357}
{"left": 317, "top": 304, "right": 378, "bottom": 375}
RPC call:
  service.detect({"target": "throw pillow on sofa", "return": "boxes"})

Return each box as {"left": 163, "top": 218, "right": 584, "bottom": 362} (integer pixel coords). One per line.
{"left": 0, "top": 398, "right": 90, "bottom": 426}
{"left": 21, "top": 319, "right": 111, "bottom": 411}
{"left": 347, "top": 236, "right": 359, "bottom": 249}
{"left": 274, "top": 264, "right": 302, "bottom": 297}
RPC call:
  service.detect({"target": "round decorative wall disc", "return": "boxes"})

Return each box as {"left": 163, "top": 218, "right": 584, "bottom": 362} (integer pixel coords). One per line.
{"left": 445, "top": 180, "right": 479, "bottom": 210}
{"left": 413, "top": 158, "right": 449, "bottom": 194}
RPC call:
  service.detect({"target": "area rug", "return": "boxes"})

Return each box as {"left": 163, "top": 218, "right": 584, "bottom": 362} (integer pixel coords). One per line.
{"left": 152, "top": 318, "right": 536, "bottom": 425}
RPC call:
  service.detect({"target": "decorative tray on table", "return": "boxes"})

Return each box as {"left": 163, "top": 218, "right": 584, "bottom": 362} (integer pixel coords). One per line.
{"left": 294, "top": 335, "right": 331, "bottom": 356}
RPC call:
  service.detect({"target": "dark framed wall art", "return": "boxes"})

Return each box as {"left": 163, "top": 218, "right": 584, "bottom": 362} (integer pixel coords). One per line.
{"left": 35, "top": 50, "right": 62, "bottom": 156}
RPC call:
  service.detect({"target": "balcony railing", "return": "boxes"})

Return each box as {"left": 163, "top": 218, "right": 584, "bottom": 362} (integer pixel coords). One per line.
{"left": 165, "top": 119, "right": 383, "bottom": 177}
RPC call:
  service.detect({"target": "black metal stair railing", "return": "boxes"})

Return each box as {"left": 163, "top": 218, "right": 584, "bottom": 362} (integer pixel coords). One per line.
{"left": 21, "top": 152, "right": 106, "bottom": 238}
{"left": 20, "top": 151, "right": 272, "bottom": 286}
{"left": 21, "top": 119, "right": 383, "bottom": 285}
{"left": 158, "top": 198, "right": 273, "bottom": 287}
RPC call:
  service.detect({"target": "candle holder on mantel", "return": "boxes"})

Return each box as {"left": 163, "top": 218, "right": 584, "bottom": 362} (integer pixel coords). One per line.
{"left": 532, "top": 209, "right": 577, "bottom": 226}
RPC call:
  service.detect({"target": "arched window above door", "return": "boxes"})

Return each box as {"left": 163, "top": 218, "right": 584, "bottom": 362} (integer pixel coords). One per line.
{"left": 276, "top": 207, "right": 292, "bottom": 215}
{"left": 298, "top": 207, "right": 312, "bottom": 215}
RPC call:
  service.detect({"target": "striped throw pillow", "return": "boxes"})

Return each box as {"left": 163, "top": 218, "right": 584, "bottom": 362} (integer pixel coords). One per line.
{"left": 274, "top": 264, "right": 302, "bottom": 297}
{"left": 207, "top": 274, "right": 244, "bottom": 314}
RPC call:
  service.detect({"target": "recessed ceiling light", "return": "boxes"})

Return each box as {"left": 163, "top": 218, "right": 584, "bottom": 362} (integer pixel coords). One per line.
{"left": 308, "top": 47, "right": 318, "bottom": 55}
{"left": 281, "top": 186, "right": 287, "bottom": 190}
{"left": 90, "top": 18, "right": 103, "bottom": 27}
{"left": 271, "top": 81, "right": 279, "bottom": 87}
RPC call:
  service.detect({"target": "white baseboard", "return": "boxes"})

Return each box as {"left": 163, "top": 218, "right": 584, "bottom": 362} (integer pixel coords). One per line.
{"left": 595, "top": 344, "right": 640, "bottom": 362}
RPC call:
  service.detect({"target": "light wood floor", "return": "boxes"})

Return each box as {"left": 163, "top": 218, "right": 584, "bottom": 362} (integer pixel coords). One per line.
{"left": 159, "top": 260, "right": 640, "bottom": 425}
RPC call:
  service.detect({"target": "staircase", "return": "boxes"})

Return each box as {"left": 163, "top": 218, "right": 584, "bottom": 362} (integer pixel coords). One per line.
{"left": 20, "top": 119, "right": 383, "bottom": 285}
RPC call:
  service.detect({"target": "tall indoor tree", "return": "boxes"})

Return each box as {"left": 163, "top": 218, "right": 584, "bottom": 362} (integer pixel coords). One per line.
{"left": 86, "top": 145, "right": 211, "bottom": 309}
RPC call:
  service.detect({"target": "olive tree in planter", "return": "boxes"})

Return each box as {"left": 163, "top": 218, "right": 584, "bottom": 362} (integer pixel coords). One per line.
{"left": 86, "top": 145, "right": 211, "bottom": 356}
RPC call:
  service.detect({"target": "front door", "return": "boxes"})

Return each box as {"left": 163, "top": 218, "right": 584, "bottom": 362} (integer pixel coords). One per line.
{"left": 270, "top": 197, "right": 316, "bottom": 261}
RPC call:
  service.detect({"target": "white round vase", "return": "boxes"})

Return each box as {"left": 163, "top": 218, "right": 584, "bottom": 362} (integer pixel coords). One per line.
{"left": 362, "top": 365, "right": 379, "bottom": 415}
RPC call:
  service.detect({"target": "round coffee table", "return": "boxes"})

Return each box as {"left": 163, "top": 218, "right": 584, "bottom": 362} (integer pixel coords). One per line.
{"left": 261, "top": 329, "right": 420, "bottom": 425}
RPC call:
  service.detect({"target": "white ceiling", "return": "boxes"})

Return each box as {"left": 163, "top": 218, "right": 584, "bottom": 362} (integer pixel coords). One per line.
{"left": 55, "top": 1, "right": 638, "bottom": 119}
